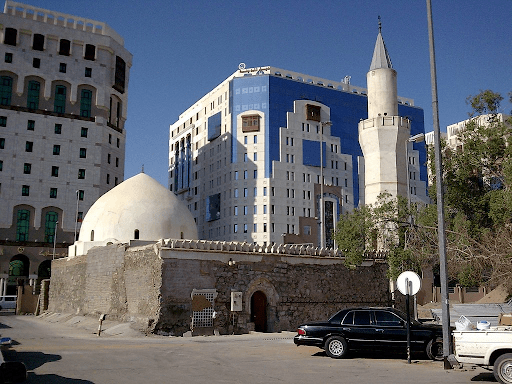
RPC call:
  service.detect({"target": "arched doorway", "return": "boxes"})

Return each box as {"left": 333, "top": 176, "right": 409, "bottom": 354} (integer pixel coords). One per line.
{"left": 38, "top": 260, "right": 51, "bottom": 280}
{"left": 251, "top": 290, "right": 267, "bottom": 332}
{"left": 8, "top": 254, "right": 29, "bottom": 295}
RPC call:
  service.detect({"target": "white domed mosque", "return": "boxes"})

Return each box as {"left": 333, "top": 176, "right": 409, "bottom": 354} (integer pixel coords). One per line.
{"left": 69, "top": 172, "right": 198, "bottom": 257}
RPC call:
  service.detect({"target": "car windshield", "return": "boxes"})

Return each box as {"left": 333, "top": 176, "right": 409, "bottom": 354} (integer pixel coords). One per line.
{"left": 391, "top": 308, "right": 421, "bottom": 325}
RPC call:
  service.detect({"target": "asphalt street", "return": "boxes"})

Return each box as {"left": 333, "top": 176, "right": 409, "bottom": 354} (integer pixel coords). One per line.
{"left": 0, "top": 314, "right": 495, "bottom": 384}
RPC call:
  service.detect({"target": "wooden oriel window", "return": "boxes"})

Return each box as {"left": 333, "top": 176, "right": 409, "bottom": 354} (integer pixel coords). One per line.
{"left": 306, "top": 104, "right": 321, "bottom": 122}
{"left": 242, "top": 115, "right": 260, "bottom": 132}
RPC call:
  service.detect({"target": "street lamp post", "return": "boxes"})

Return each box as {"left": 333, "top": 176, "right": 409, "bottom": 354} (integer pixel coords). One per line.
{"left": 427, "top": 0, "right": 451, "bottom": 368}
{"left": 52, "top": 221, "right": 58, "bottom": 260}
{"left": 405, "top": 133, "right": 425, "bottom": 208}
{"left": 74, "top": 190, "right": 79, "bottom": 242}
{"left": 319, "top": 121, "right": 332, "bottom": 249}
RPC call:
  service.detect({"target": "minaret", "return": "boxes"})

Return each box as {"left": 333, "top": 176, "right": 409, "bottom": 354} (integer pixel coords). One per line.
{"left": 358, "top": 21, "right": 410, "bottom": 206}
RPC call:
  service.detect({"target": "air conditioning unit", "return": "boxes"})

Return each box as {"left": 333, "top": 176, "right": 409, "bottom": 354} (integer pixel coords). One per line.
{"left": 231, "top": 291, "right": 242, "bottom": 312}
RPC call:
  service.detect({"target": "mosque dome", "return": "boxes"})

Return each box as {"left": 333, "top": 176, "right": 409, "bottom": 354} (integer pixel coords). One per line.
{"left": 78, "top": 173, "right": 198, "bottom": 243}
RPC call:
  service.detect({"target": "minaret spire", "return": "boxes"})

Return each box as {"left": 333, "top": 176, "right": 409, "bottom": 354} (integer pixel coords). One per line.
{"left": 378, "top": 15, "right": 382, "bottom": 33}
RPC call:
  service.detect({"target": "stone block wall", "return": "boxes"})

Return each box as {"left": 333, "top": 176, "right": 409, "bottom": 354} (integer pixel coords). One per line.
{"left": 49, "top": 242, "right": 391, "bottom": 335}
{"left": 159, "top": 251, "right": 390, "bottom": 335}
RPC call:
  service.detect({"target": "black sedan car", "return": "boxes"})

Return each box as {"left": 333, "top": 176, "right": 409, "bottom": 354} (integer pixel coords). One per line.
{"left": 294, "top": 307, "right": 443, "bottom": 359}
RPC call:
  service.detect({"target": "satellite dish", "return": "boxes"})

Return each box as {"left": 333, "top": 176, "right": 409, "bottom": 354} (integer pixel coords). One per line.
{"left": 397, "top": 271, "right": 421, "bottom": 296}
{"left": 238, "top": 63, "right": 246, "bottom": 70}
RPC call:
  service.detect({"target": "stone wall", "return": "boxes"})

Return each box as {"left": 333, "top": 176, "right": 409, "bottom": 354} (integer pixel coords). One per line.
{"left": 49, "top": 241, "right": 391, "bottom": 335}
{"left": 159, "top": 251, "right": 390, "bottom": 335}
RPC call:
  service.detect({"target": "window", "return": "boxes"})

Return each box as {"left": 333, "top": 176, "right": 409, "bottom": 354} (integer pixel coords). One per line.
{"left": 0, "top": 138, "right": 4, "bottom": 149}
{"left": 114, "top": 56, "right": 126, "bottom": 93}
{"left": 306, "top": 104, "right": 321, "bottom": 121}
{"left": 21, "top": 185, "right": 30, "bottom": 196}
{"left": 0, "top": 116, "right": 6, "bottom": 127}
{"left": 25, "top": 141, "right": 33, "bottom": 152}
{"left": 243, "top": 170, "right": 248, "bottom": 179}
{"left": 80, "top": 89, "right": 92, "bottom": 117}
{"left": 4, "top": 53, "right": 12, "bottom": 63}
{"left": 114, "top": 177, "right": 118, "bottom": 185}
{"left": 234, "top": 188, "right": 239, "bottom": 198}
{"left": 117, "top": 138, "right": 120, "bottom": 148}
{"left": 78, "top": 169, "right": 85, "bottom": 179}
{"left": 234, "top": 224, "right": 238, "bottom": 233}
{"left": 59, "top": 63, "right": 66, "bottom": 73}
{"left": 53, "top": 145, "right": 60, "bottom": 155}
{"left": 84, "top": 44, "right": 95, "bottom": 60}
{"left": 27, "top": 80, "right": 40, "bottom": 109}
{"left": 54, "top": 85, "right": 66, "bottom": 113}
{"left": 51, "top": 166, "right": 59, "bottom": 177}
{"left": 243, "top": 224, "right": 248, "bottom": 233}
{"left": 81, "top": 127, "right": 88, "bottom": 137}
{"left": 79, "top": 148, "right": 87, "bottom": 158}
{"left": 78, "top": 190, "right": 84, "bottom": 200}
{"left": 254, "top": 135, "right": 257, "bottom": 144}
{"left": 55, "top": 124, "right": 62, "bottom": 134}
{"left": 50, "top": 187, "right": 57, "bottom": 198}
{"left": 44, "top": 211, "right": 58, "bottom": 243}
{"left": 59, "top": 39, "right": 70, "bottom": 56}
{"left": 27, "top": 120, "right": 35, "bottom": 131}
{"left": 115, "top": 157, "right": 119, "bottom": 167}
{"left": 263, "top": 187, "right": 267, "bottom": 196}
{"left": 234, "top": 206, "right": 238, "bottom": 216}
{"left": 32, "top": 58, "right": 40, "bottom": 68}
{"left": 0, "top": 160, "right": 2, "bottom": 171}
{"left": 234, "top": 171, "right": 238, "bottom": 180}
{"left": 4, "top": 28, "right": 17, "bottom": 46}
{"left": 374, "top": 311, "right": 403, "bottom": 327}
{"left": 85, "top": 67, "right": 92, "bottom": 77}
{"left": 0, "top": 76, "right": 12, "bottom": 106}
{"left": 242, "top": 115, "right": 260, "bottom": 132}
{"left": 16, "top": 209, "right": 30, "bottom": 241}
{"left": 109, "top": 134, "right": 112, "bottom": 144}
{"left": 243, "top": 206, "right": 248, "bottom": 215}
{"left": 107, "top": 154, "right": 111, "bottom": 164}
{"left": 263, "top": 205, "right": 267, "bottom": 214}
{"left": 106, "top": 174, "right": 110, "bottom": 184}
{"left": 33, "top": 34, "right": 44, "bottom": 51}
{"left": 244, "top": 153, "right": 248, "bottom": 162}
{"left": 244, "top": 188, "right": 248, "bottom": 197}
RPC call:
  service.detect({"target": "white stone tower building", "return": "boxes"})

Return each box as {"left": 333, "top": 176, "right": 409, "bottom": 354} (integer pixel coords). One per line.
{"left": 358, "top": 25, "right": 411, "bottom": 206}
{"left": 0, "top": 1, "right": 131, "bottom": 294}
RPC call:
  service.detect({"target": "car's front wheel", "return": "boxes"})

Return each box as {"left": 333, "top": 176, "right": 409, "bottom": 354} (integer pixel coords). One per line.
{"left": 494, "top": 353, "right": 512, "bottom": 384}
{"left": 325, "top": 336, "right": 348, "bottom": 359}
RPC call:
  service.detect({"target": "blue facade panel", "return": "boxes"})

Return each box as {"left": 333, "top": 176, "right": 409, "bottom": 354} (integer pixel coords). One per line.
{"left": 303, "top": 140, "right": 326, "bottom": 167}
{"left": 208, "top": 112, "right": 222, "bottom": 141}
{"left": 230, "top": 74, "right": 427, "bottom": 206}
{"left": 230, "top": 76, "right": 270, "bottom": 164}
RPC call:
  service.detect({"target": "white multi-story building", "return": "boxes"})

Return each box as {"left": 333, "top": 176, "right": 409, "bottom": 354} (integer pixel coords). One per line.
{"left": 169, "top": 31, "right": 428, "bottom": 248}
{"left": 0, "top": 1, "right": 131, "bottom": 293}
{"left": 446, "top": 113, "right": 510, "bottom": 150}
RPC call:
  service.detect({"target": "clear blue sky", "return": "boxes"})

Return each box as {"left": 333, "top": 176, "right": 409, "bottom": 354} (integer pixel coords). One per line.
{"left": 21, "top": 0, "right": 512, "bottom": 187}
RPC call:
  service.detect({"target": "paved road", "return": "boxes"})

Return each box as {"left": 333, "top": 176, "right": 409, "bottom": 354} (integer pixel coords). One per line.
{"left": 0, "top": 314, "right": 495, "bottom": 383}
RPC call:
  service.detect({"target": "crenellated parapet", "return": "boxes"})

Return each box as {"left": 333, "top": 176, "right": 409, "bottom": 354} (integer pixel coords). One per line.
{"left": 3, "top": 1, "right": 124, "bottom": 44}
{"left": 359, "top": 116, "right": 410, "bottom": 131}
{"left": 155, "top": 238, "right": 387, "bottom": 261}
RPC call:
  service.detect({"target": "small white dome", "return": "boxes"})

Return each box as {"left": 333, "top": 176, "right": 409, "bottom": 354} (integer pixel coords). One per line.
{"left": 78, "top": 173, "right": 198, "bottom": 243}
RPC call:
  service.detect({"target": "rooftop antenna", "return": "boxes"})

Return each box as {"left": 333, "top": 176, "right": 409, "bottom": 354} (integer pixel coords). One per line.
{"left": 141, "top": 164, "right": 144, "bottom": 173}
{"left": 378, "top": 15, "right": 382, "bottom": 33}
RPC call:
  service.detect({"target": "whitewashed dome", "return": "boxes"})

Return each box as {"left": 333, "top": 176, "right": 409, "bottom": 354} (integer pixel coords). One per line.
{"left": 78, "top": 173, "right": 198, "bottom": 243}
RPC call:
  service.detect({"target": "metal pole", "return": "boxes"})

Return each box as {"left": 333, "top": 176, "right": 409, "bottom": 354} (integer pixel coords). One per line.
{"left": 320, "top": 124, "right": 324, "bottom": 248}
{"left": 52, "top": 221, "right": 58, "bottom": 260}
{"left": 74, "top": 190, "right": 79, "bottom": 242}
{"left": 426, "top": 0, "right": 451, "bottom": 369}
{"left": 406, "top": 278, "right": 411, "bottom": 364}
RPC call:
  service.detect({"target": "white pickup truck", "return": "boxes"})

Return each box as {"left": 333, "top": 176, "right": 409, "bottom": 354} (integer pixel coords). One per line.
{"left": 453, "top": 326, "right": 512, "bottom": 384}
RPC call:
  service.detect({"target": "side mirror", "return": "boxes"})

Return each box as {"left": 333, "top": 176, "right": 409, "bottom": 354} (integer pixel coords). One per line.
{"left": 0, "top": 361, "right": 27, "bottom": 382}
